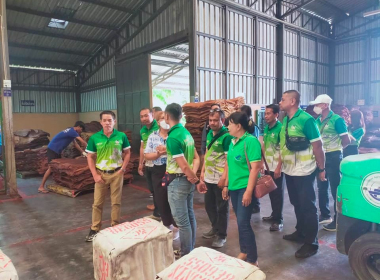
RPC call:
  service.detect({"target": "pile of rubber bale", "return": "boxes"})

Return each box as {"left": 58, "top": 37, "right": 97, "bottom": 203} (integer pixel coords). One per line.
{"left": 49, "top": 157, "right": 134, "bottom": 191}
{"left": 62, "top": 121, "right": 103, "bottom": 158}
{"left": 182, "top": 97, "right": 245, "bottom": 154}
{"left": 13, "top": 129, "right": 50, "bottom": 174}
{"left": 124, "top": 130, "right": 132, "bottom": 143}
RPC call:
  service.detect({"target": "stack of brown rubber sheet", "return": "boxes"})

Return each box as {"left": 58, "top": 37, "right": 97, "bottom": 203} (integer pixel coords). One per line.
{"left": 13, "top": 129, "right": 50, "bottom": 174}
{"left": 50, "top": 157, "right": 134, "bottom": 190}
{"left": 182, "top": 97, "right": 245, "bottom": 153}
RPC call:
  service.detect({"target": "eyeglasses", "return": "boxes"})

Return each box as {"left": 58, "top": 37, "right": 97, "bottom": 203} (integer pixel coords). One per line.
{"left": 210, "top": 108, "right": 221, "bottom": 113}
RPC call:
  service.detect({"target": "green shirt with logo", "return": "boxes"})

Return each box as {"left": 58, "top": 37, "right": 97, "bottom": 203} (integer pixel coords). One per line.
{"left": 140, "top": 119, "right": 159, "bottom": 167}
{"left": 263, "top": 121, "right": 282, "bottom": 172}
{"left": 140, "top": 119, "right": 159, "bottom": 149}
{"left": 280, "top": 108, "right": 321, "bottom": 176}
{"left": 316, "top": 111, "right": 348, "bottom": 153}
{"left": 166, "top": 123, "right": 195, "bottom": 174}
{"left": 204, "top": 126, "right": 233, "bottom": 184}
{"left": 227, "top": 132, "right": 261, "bottom": 191}
{"left": 86, "top": 129, "right": 131, "bottom": 171}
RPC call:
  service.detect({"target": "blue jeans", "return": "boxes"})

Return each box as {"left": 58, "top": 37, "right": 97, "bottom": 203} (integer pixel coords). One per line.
{"left": 168, "top": 177, "right": 197, "bottom": 256}
{"left": 230, "top": 188, "right": 258, "bottom": 263}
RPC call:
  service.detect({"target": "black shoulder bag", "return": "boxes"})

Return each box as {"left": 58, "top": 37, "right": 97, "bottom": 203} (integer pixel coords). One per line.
{"left": 207, "top": 130, "right": 228, "bottom": 150}
{"left": 285, "top": 118, "right": 310, "bottom": 151}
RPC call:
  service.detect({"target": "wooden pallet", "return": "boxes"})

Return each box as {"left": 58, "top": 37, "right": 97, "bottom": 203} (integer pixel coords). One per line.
{"left": 47, "top": 184, "right": 94, "bottom": 198}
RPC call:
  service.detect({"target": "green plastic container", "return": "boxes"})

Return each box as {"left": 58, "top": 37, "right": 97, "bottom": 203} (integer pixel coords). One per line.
{"left": 337, "top": 153, "right": 380, "bottom": 224}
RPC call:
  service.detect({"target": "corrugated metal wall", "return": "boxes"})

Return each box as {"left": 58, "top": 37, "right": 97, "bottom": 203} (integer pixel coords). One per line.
{"left": 196, "top": 0, "right": 329, "bottom": 105}
{"left": 333, "top": 8, "right": 380, "bottom": 105}
{"left": 334, "top": 39, "right": 365, "bottom": 105}
{"left": 11, "top": 68, "right": 76, "bottom": 113}
{"left": 371, "top": 35, "right": 380, "bottom": 104}
{"left": 81, "top": 86, "right": 117, "bottom": 112}
{"left": 80, "top": 0, "right": 190, "bottom": 112}
{"left": 283, "top": 29, "right": 329, "bottom": 105}
{"left": 196, "top": 0, "right": 277, "bottom": 104}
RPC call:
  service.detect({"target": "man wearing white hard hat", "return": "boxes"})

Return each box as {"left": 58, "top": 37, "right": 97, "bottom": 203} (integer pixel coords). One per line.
{"left": 310, "top": 94, "right": 350, "bottom": 232}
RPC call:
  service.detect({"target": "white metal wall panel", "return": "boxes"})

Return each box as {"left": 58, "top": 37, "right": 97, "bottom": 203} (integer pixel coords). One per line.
{"left": 300, "top": 61, "right": 316, "bottom": 83}
{"left": 335, "top": 85, "right": 364, "bottom": 105}
{"left": 317, "top": 65, "right": 329, "bottom": 85}
{"left": 198, "top": 70, "right": 225, "bottom": 100}
{"left": 301, "top": 36, "right": 316, "bottom": 61}
{"left": 81, "top": 87, "right": 117, "bottom": 112}
{"left": 335, "top": 63, "right": 364, "bottom": 85}
{"left": 284, "top": 28, "right": 329, "bottom": 102}
{"left": 257, "top": 20, "right": 276, "bottom": 104}
{"left": 198, "top": 36, "right": 224, "bottom": 70}
{"left": 13, "top": 90, "right": 76, "bottom": 113}
{"left": 284, "top": 56, "right": 298, "bottom": 81}
{"left": 300, "top": 84, "right": 315, "bottom": 104}
{"left": 197, "top": 0, "right": 226, "bottom": 101}
{"left": 317, "top": 86, "right": 328, "bottom": 95}
{"left": 371, "top": 83, "right": 380, "bottom": 105}
{"left": 336, "top": 40, "right": 365, "bottom": 64}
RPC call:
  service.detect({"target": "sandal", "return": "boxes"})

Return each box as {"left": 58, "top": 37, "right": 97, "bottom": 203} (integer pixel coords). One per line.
{"left": 38, "top": 189, "right": 49, "bottom": 194}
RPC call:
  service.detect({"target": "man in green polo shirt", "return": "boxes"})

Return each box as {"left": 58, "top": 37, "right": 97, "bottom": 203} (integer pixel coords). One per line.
{"left": 279, "top": 90, "right": 326, "bottom": 259}
{"left": 261, "top": 104, "right": 284, "bottom": 232}
{"left": 310, "top": 94, "right": 350, "bottom": 232}
{"left": 197, "top": 109, "right": 233, "bottom": 248}
{"left": 139, "top": 108, "right": 160, "bottom": 218}
{"left": 85, "top": 110, "right": 131, "bottom": 242}
{"left": 165, "top": 103, "right": 200, "bottom": 258}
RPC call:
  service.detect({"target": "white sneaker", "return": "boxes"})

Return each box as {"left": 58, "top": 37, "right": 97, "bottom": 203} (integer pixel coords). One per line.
{"left": 167, "top": 225, "right": 180, "bottom": 240}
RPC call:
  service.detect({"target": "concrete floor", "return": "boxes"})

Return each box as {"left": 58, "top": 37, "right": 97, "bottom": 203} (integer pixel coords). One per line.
{"left": 0, "top": 175, "right": 356, "bottom": 280}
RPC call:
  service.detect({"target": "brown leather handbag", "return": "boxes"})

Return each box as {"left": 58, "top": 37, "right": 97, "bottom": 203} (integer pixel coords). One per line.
{"left": 244, "top": 143, "right": 277, "bottom": 198}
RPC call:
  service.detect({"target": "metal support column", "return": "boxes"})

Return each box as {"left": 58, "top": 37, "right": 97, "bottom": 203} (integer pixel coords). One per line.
{"left": 364, "top": 35, "right": 371, "bottom": 105}
{"left": 189, "top": 0, "right": 197, "bottom": 101}
{"left": 329, "top": 25, "right": 335, "bottom": 100}
{"left": 315, "top": 38, "right": 318, "bottom": 98}
{"left": 224, "top": 5, "right": 229, "bottom": 100}
{"left": 276, "top": 23, "right": 285, "bottom": 102}
{"left": 297, "top": 31, "right": 301, "bottom": 91}
{"left": 254, "top": 18, "right": 259, "bottom": 103}
{"left": 0, "top": 0, "right": 17, "bottom": 197}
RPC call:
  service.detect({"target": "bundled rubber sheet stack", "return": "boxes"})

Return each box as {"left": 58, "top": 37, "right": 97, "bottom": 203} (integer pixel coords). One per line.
{"left": 13, "top": 129, "right": 50, "bottom": 175}
{"left": 182, "top": 97, "right": 245, "bottom": 154}
{"left": 49, "top": 157, "right": 134, "bottom": 191}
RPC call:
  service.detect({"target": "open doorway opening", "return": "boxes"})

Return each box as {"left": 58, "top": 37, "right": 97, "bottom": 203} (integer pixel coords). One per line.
{"left": 150, "top": 43, "right": 189, "bottom": 116}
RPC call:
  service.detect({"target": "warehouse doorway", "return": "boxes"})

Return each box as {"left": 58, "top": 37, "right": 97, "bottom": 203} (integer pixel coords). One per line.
{"left": 150, "top": 43, "right": 190, "bottom": 114}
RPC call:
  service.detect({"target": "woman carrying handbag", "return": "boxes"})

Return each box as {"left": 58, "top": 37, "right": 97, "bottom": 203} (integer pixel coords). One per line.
{"left": 222, "top": 112, "right": 262, "bottom": 267}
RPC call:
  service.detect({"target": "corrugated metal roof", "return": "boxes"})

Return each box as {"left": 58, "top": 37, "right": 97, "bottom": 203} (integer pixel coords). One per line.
{"left": 7, "top": 0, "right": 147, "bottom": 69}
{"left": 285, "top": 0, "right": 378, "bottom": 23}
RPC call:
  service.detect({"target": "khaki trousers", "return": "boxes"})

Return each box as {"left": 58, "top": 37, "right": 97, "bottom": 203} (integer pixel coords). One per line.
{"left": 91, "top": 171, "right": 124, "bottom": 231}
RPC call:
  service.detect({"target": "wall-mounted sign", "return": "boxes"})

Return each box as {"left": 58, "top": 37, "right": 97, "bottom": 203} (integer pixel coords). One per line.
{"left": 373, "top": 111, "right": 379, "bottom": 118}
{"left": 358, "top": 99, "right": 365, "bottom": 106}
{"left": 21, "top": 100, "right": 35, "bottom": 106}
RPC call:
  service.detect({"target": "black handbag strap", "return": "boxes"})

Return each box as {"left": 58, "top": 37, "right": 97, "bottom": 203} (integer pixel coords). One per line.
{"left": 207, "top": 130, "right": 228, "bottom": 150}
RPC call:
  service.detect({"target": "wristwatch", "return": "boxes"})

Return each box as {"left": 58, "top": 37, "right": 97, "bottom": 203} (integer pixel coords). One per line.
{"left": 195, "top": 179, "right": 200, "bottom": 185}
{"left": 121, "top": 168, "right": 126, "bottom": 173}
{"left": 318, "top": 168, "right": 325, "bottom": 173}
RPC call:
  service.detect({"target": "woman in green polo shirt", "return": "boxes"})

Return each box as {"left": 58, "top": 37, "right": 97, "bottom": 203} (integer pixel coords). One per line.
{"left": 223, "top": 112, "right": 262, "bottom": 266}
{"left": 344, "top": 110, "right": 366, "bottom": 157}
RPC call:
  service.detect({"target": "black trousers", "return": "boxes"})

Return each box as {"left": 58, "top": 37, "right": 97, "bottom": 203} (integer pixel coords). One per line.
{"left": 285, "top": 171, "right": 318, "bottom": 247}
{"left": 204, "top": 182, "right": 229, "bottom": 238}
{"left": 268, "top": 171, "right": 284, "bottom": 223}
{"left": 343, "top": 145, "right": 358, "bottom": 158}
{"left": 317, "top": 151, "right": 342, "bottom": 222}
{"left": 151, "top": 164, "right": 176, "bottom": 227}
{"left": 145, "top": 166, "right": 160, "bottom": 217}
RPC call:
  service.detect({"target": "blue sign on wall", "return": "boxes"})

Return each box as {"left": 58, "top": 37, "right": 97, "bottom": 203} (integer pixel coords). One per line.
{"left": 21, "top": 100, "right": 35, "bottom": 106}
